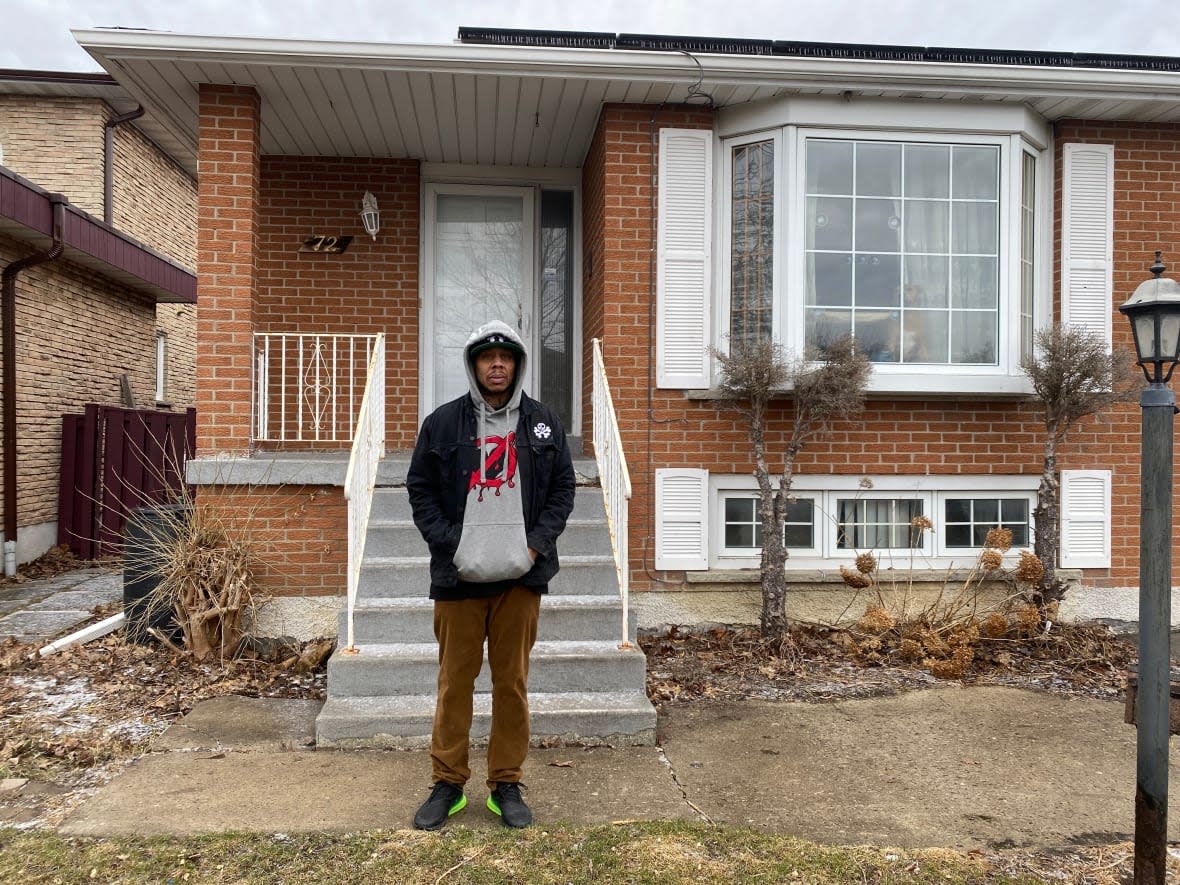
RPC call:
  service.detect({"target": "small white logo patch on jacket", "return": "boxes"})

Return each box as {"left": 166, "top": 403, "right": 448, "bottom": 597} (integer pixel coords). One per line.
{"left": 533, "top": 422, "right": 551, "bottom": 440}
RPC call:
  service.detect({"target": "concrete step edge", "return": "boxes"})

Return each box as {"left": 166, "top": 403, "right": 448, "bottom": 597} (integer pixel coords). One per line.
{"left": 331, "top": 639, "right": 645, "bottom": 658}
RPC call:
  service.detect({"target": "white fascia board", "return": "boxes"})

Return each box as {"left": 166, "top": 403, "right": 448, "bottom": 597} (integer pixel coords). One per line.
{"left": 72, "top": 28, "right": 1180, "bottom": 104}
{"left": 717, "top": 95, "right": 1053, "bottom": 147}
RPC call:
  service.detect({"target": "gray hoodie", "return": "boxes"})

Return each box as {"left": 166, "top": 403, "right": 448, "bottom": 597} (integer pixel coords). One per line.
{"left": 450, "top": 321, "right": 534, "bottom": 584}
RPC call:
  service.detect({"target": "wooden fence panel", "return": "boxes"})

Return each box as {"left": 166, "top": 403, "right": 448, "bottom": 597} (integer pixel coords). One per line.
{"left": 57, "top": 406, "right": 196, "bottom": 559}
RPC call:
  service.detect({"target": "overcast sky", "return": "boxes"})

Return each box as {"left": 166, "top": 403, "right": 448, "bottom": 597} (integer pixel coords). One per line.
{"left": 3, "top": 0, "right": 1175, "bottom": 72}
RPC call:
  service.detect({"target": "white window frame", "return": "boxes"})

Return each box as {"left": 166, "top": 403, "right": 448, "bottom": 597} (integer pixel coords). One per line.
{"left": 715, "top": 98, "right": 1052, "bottom": 396}
{"left": 709, "top": 473, "right": 1039, "bottom": 570}
{"left": 831, "top": 490, "right": 932, "bottom": 558}
{"left": 935, "top": 492, "right": 1036, "bottom": 557}
{"left": 154, "top": 330, "right": 167, "bottom": 403}
{"left": 714, "top": 489, "right": 823, "bottom": 561}
{"left": 718, "top": 129, "right": 784, "bottom": 354}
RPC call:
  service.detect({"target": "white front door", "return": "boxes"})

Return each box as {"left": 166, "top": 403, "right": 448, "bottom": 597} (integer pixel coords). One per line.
{"left": 423, "top": 184, "right": 535, "bottom": 412}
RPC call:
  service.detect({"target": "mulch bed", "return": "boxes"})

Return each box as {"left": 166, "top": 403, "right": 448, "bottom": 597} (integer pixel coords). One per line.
{"left": 640, "top": 621, "right": 1137, "bottom": 708}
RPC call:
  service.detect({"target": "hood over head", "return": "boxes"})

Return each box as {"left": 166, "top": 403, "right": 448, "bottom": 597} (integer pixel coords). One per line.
{"left": 463, "top": 320, "right": 528, "bottom": 409}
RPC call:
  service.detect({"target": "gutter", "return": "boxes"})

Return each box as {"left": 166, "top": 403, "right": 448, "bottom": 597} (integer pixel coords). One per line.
{"left": 104, "top": 105, "right": 145, "bottom": 225}
{"left": 1, "top": 194, "right": 65, "bottom": 576}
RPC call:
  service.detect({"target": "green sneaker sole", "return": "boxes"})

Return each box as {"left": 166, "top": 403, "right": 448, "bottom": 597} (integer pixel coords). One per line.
{"left": 486, "top": 795, "right": 502, "bottom": 816}
{"left": 449, "top": 794, "right": 468, "bottom": 817}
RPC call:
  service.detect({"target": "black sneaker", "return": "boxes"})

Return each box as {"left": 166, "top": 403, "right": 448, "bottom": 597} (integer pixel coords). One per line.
{"left": 487, "top": 781, "right": 532, "bottom": 828}
{"left": 413, "top": 781, "right": 467, "bottom": 830}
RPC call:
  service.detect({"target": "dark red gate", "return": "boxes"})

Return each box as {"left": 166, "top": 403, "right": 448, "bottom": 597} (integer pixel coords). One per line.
{"left": 58, "top": 405, "right": 196, "bottom": 559}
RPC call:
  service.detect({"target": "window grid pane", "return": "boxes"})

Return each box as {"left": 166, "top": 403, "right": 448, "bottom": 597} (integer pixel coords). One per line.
{"left": 722, "top": 495, "right": 815, "bottom": 550}
{"left": 944, "top": 498, "right": 1030, "bottom": 548}
{"left": 836, "top": 498, "right": 924, "bottom": 549}
{"left": 731, "top": 141, "right": 775, "bottom": 348}
{"left": 805, "top": 139, "right": 1000, "bottom": 367}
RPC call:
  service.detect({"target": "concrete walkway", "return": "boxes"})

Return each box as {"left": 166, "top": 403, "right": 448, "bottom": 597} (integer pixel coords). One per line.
{"left": 0, "top": 568, "right": 121, "bottom": 644}
{"left": 57, "top": 687, "right": 1180, "bottom": 850}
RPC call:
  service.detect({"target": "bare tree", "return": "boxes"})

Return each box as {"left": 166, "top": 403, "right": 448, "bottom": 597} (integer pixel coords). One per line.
{"left": 1022, "top": 324, "right": 1138, "bottom": 605}
{"left": 715, "top": 336, "right": 871, "bottom": 639}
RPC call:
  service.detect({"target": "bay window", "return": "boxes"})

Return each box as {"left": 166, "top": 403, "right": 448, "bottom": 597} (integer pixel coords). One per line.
{"left": 718, "top": 105, "right": 1049, "bottom": 395}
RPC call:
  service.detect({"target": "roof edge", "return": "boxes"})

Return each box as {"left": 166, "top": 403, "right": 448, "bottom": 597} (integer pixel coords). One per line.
{"left": 0, "top": 164, "right": 195, "bottom": 304}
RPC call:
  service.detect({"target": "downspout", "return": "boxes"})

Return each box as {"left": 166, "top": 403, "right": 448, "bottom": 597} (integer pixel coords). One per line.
{"left": 1, "top": 194, "right": 65, "bottom": 575}
{"left": 104, "top": 106, "right": 144, "bottom": 225}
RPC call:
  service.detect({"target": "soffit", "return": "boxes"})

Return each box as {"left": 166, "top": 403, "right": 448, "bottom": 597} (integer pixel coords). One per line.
{"left": 73, "top": 30, "right": 1180, "bottom": 179}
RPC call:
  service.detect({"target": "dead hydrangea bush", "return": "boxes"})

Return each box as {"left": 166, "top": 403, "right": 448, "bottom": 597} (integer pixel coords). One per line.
{"left": 839, "top": 523, "right": 1052, "bottom": 679}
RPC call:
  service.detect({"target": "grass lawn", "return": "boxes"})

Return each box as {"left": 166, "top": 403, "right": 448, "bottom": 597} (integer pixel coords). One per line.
{"left": 0, "top": 821, "right": 1039, "bottom": 884}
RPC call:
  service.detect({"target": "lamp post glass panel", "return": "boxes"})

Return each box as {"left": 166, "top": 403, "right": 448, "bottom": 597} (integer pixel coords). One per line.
{"left": 1118, "top": 251, "right": 1180, "bottom": 885}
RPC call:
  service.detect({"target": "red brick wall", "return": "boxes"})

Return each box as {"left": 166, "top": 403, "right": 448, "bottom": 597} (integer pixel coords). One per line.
{"left": 581, "top": 105, "right": 720, "bottom": 590}
{"left": 587, "top": 109, "right": 1180, "bottom": 593}
{"left": 196, "top": 85, "right": 261, "bottom": 457}
{"left": 1056, "top": 121, "right": 1180, "bottom": 585}
{"left": 198, "top": 485, "right": 346, "bottom": 597}
{"left": 257, "top": 156, "right": 420, "bottom": 451}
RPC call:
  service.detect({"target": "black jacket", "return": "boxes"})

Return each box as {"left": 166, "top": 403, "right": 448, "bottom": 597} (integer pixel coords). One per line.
{"left": 406, "top": 391, "right": 576, "bottom": 600}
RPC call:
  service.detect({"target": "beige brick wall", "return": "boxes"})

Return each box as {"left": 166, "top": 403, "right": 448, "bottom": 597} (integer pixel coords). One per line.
{"left": 0, "top": 234, "right": 158, "bottom": 532}
{"left": 0, "top": 96, "right": 106, "bottom": 216}
{"left": 1, "top": 93, "right": 197, "bottom": 415}
{"left": 155, "top": 303, "right": 197, "bottom": 408}
{"left": 112, "top": 120, "right": 197, "bottom": 268}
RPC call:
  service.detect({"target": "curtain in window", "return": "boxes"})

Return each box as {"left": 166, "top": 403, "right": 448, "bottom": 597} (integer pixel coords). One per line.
{"left": 730, "top": 141, "right": 775, "bottom": 348}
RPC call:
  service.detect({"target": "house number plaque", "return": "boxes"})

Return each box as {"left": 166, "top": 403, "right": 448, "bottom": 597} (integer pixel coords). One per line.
{"left": 300, "top": 235, "right": 353, "bottom": 254}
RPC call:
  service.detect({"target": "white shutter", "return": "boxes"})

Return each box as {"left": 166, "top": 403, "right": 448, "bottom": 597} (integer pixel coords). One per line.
{"left": 655, "top": 468, "right": 709, "bottom": 570}
{"left": 657, "top": 128, "right": 712, "bottom": 389}
{"left": 1061, "top": 143, "right": 1114, "bottom": 346}
{"left": 1059, "top": 469, "right": 1111, "bottom": 569}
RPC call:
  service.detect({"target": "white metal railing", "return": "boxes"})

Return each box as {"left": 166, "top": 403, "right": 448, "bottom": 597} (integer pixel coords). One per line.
{"left": 252, "top": 333, "right": 380, "bottom": 444}
{"left": 591, "top": 338, "right": 634, "bottom": 649}
{"left": 342, "top": 334, "right": 385, "bottom": 652}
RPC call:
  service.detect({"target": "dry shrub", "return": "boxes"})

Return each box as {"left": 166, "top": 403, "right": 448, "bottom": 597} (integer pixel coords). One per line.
{"left": 839, "top": 565, "right": 872, "bottom": 589}
{"left": 856, "top": 604, "right": 894, "bottom": 634}
{"left": 1014, "top": 604, "right": 1043, "bottom": 638}
{"left": 897, "top": 638, "right": 924, "bottom": 662}
{"left": 926, "top": 646, "right": 975, "bottom": 680}
{"left": 981, "top": 612, "right": 1009, "bottom": 638}
{"left": 139, "top": 502, "right": 257, "bottom": 662}
{"left": 840, "top": 540, "right": 1053, "bottom": 680}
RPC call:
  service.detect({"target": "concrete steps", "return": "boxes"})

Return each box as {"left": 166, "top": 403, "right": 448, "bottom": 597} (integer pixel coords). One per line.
{"left": 340, "top": 594, "right": 635, "bottom": 644}
{"left": 316, "top": 690, "right": 657, "bottom": 749}
{"left": 357, "top": 554, "right": 620, "bottom": 599}
{"left": 314, "top": 458, "right": 656, "bottom": 749}
{"left": 326, "top": 640, "right": 648, "bottom": 696}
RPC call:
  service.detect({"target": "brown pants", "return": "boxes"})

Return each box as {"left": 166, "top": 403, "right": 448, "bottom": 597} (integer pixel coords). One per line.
{"left": 430, "top": 585, "right": 541, "bottom": 790}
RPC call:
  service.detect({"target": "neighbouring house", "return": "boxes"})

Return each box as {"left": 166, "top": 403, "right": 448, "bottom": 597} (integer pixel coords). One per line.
{"left": 0, "top": 70, "right": 197, "bottom": 568}
{"left": 70, "top": 26, "right": 1180, "bottom": 637}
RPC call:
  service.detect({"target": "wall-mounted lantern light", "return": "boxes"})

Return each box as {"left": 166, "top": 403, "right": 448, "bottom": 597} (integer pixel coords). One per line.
{"left": 360, "top": 191, "right": 380, "bottom": 240}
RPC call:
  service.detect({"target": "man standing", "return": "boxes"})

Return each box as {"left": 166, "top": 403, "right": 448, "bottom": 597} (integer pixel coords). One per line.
{"left": 406, "top": 320, "right": 575, "bottom": 830}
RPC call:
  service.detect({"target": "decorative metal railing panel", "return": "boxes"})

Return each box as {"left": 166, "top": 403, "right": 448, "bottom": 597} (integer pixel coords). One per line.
{"left": 591, "top": 338, "right": 634, "bottom": 648}
{"left": 342, "top": 334, "right": 385, "bottom": 651}
{"left": 252, "top": 333, "right": 379, "bottom": 444}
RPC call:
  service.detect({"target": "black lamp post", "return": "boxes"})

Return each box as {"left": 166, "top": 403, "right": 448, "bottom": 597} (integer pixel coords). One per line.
{"left": 1119, "top": 251, "right": 1180, "bottom": 884}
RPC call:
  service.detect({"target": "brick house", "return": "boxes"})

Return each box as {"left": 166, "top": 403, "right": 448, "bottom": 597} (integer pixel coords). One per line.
{"left": 0, "top": 70, "right": 196, "bottom": 567}
{"left": 74, "top": 26, "right": 1180, "bottom": 636}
